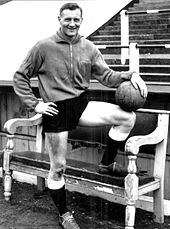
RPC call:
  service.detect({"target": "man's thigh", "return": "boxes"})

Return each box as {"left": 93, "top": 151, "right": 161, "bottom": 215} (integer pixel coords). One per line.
{"left": 78, "top": 101, "right": 131, "bottom": 127}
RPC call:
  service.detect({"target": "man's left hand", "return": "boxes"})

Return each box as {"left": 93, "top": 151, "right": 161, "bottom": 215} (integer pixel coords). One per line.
{"left": 130, "top": 72, "right": 148, "bottom": 98}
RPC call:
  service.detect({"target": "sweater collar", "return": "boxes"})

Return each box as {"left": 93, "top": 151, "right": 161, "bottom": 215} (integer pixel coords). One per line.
{"left": 55, "top": 28, "right": 82, "bottom": 44}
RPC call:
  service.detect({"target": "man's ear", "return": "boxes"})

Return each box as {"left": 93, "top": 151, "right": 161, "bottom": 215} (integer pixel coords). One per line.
{"left": 58, "top": 16, "right": 61, "bottom": 22}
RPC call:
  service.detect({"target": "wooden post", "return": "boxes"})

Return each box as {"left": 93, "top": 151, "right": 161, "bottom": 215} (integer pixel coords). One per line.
{"left": 36, "top": 124, "right": 46, "bottom": 191}
{"left": 153, "top": 114, "right": 169, "bottom": 223}
{"left": 129, "top": 43, "right": 139, "bottom": 73}
{"left": 3, "top": 134, "right": 14, "bottom": 201}
{"left": 36, "top": 124, "right": 43, "bottom": 152}
{"left": 120, "top": 10, "right": 129, "bottom": 64}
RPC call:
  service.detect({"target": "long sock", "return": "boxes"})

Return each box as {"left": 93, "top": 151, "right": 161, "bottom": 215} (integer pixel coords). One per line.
{"left": 101, "top": 137, "right": 125, "bottom": 166}
{"left": 49, "top": 185, "right": 68, "bottom": 216}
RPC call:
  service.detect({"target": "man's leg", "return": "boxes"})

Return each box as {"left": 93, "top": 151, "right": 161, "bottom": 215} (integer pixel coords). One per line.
{"left": 78, "top": 101, "right": 136, "bottom": 173}
{"left": 45, "top": 131, "right": 80, "bottom": 229}
{"left": 100, "top": 135, "right": 125, "bottom": 166}
{"left": 45, "top": 131, "right": 68, "bottom": 215}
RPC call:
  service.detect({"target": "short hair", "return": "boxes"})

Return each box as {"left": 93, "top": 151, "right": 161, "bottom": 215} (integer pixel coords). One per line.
{"left": 59, "top": 2, "right": 83, "bottom": 17}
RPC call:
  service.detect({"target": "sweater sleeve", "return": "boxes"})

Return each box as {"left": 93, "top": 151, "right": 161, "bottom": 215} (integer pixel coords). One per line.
{"left": 91, "top": 48, "right": 135, "bottom": 88}
{"left": 13, "top": 45, "right": 43, "bottom": 111}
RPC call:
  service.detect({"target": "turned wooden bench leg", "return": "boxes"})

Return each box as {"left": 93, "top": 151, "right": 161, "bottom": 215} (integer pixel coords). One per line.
{"left": 3, "top": 134, "right": 14, "bottom": 201}
{"left": 125, "top": 155, "right": 139, "bottom": 229}
{"left": 4, "top": 170, "right": 13, "bottom": 201}
{"left": 125, "top": 204, "right": 136, "bottom": 229}
{"left": 3, "top": 154, "right": 13, "bottom": 201}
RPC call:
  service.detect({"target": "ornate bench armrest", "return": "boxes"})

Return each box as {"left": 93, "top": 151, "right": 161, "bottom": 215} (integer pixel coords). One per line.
{"left": 4, "top": 114, "right": 43, "bottom": 135}
{"left": 3, "top": 114, "right": 43, "bottom": 172}
{"left": 125, "top": 113, "right": 167, "bottom": 156}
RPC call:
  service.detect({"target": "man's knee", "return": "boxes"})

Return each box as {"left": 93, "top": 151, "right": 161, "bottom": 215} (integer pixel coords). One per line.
{"left": 125, "top": 111, "right": 136, "bottom": 129}
{"left": 114, "top": 110, "right": 136, "bottom": 131}
{"left": 109, "top": 112, "right": 135, "bottom": 140}
{"left": 49, "top": 158, "right": 66, "bottom": 181}
{"left": 47, "top": 167, "right": 65, "bottom": 190}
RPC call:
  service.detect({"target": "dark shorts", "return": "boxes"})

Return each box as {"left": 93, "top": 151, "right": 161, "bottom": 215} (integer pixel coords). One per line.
{"left": 43, "top": 92, "right": 89, "bottom": 133}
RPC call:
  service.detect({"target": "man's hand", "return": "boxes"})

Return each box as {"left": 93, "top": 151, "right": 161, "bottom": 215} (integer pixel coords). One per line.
{"left": 130, "top": 72, "right": 148, "bottom": 98}
{"left": 34, "top": 101, "right": 58, "bottom": 116}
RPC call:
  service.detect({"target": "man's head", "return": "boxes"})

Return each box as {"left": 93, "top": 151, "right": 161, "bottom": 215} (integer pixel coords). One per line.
{"left": 58, "top": 3, "right": 83, "bottom": 40}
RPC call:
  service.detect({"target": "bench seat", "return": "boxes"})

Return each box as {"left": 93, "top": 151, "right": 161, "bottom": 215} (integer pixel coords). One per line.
{"left": 10, "top": 151, "right": 154, "bottom": 188}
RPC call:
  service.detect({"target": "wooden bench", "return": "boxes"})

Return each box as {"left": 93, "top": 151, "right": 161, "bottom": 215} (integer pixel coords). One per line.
{"left": 3, "top": 108, "right": 169, "bottom": 229}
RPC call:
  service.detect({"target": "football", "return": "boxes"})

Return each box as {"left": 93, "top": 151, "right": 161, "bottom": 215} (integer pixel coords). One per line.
{"left": 115, "top": 81, "right": 146, "bottom": 111}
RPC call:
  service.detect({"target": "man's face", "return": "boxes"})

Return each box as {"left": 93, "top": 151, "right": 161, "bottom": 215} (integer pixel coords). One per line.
{"left": 58, "top": 9, "right": 82, "bottom": 38}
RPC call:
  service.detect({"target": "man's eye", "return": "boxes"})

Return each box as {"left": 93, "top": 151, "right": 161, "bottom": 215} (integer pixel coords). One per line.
{"left": 74, "top": 19, "right": 80, "bottom": 23}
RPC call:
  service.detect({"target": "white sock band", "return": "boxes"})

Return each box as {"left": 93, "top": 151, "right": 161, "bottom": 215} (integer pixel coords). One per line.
{"left": 109, "top": 127, "right": 129, "bottom": 141}
{"left": 47, "top": 176, "right": 65, "bottom": 190}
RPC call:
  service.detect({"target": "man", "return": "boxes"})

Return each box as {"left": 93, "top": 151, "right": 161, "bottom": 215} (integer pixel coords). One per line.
{"left": 13, "top": 2, "right": 147, "bottom": 229}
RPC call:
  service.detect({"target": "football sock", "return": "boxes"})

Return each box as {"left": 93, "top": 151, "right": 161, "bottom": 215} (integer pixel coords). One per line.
{"left": 48, "top": 175, "right": 68, "bottom": 215}
{"left": 49, "top": 185, "right": 68, "bottom": 216}
{"left": 100, "top": 127, "right": 130, "bottom": 166}
{"left": 101, "top": 137, "right": 125, "bottom": 166}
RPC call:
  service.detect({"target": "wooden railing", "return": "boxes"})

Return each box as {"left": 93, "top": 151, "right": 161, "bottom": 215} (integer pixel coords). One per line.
{"left": 97, "top": 43, "right": 170, "bottom": 76}
{"left": 120, "top": 8, "right": 170, "bottom": 64}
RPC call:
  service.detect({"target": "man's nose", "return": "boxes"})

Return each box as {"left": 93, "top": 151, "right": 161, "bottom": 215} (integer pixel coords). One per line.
{"left": 69, "top": 19, "right": 76, "bottom": 26}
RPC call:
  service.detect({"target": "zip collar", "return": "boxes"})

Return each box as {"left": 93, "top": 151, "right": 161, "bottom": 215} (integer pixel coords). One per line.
{"left": 54, "top": 28, "right": 83, "bottom": 44}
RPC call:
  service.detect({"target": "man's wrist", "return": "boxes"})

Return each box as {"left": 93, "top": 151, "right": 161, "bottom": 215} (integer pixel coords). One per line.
{"left": 34, "top": 101, "right": 40, "bottom": 112}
